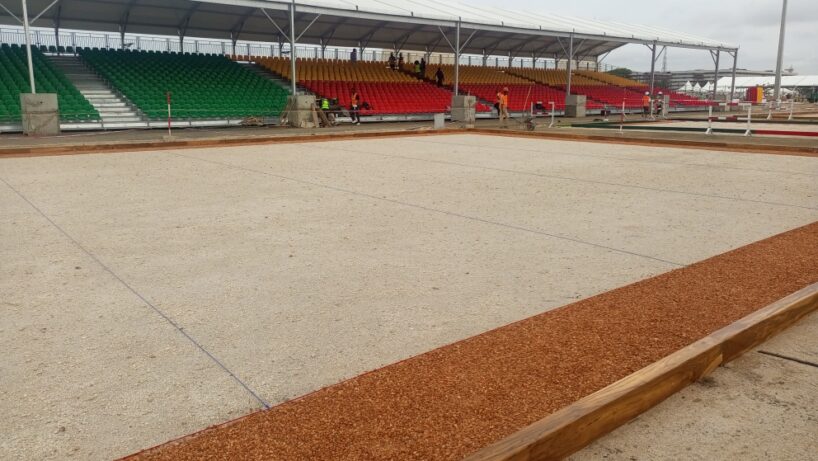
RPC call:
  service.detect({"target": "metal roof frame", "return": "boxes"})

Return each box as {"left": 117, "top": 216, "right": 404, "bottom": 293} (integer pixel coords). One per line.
{"left": 0, "top": 0, "right": 738, "bottom": 57}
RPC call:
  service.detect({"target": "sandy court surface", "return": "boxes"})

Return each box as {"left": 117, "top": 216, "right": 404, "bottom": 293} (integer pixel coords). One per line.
{"left": 632, "top": 120, "right": 818, "bottom": 133}
{"left": 1, "top": 133, "right": 817, "bottom": 459}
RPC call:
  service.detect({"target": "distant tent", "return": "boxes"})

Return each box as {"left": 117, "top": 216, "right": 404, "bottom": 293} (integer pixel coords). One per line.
{"left": 692, "top": 82, "right": 702, "bottom": 92}
{"left": 679, "top": 81, "right": 694, "bottom": 92}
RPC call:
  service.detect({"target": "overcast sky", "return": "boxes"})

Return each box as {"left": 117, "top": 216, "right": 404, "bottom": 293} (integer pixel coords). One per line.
{"left": 469, "top": 0, "right": 818, "bottom": 74}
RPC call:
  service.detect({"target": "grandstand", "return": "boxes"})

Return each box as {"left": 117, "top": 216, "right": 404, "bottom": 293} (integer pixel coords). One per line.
{"left": 80, "top": 49, "right": 289, "bottom": 120}
{"left": 0, "top": 0, "right": 733, "bottom": 133}
{"left": 254, "top": 56, "right": 482, "bottom": 115}
{"left": 1, "top": 43, "right": 97, "bottom": 122}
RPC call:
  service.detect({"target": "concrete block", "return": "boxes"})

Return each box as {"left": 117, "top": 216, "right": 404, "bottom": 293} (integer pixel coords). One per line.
{"left": 286, "top": 95, "right": 317, "bottom": 128}
{"left": 433, "top": 113, "right": 445, "bottom": 130}
{"left": 565, "top": 94, "right": 586, "bottom": 118}
{"left": 20, "top": 93, "right": 60, "bottom": 136}
{"left": 451, "top": 95, "right": 476, "bottom": 125}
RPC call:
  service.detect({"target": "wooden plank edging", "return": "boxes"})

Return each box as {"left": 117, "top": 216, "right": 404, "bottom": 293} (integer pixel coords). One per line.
{"left": 462, "top": 282, "right": 818, "bottom": 461}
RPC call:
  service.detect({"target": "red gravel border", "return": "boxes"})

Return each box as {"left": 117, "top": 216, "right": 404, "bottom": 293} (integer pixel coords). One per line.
{"left": 124, "top": 222, "right": 818, "bottom": 461}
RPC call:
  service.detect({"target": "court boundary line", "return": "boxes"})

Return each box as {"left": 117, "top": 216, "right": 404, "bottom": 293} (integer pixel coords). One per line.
{"left": 2, "top": 126, "right": 818, "bottom": 159}
{"left": 0, "top": 175, "right": 272, "bottom": 410}
{"left": 327, "top": 145, "right": 818, "bottom": 212}
{"left": 168, "top": 150, "right": 685, "bottom": 268}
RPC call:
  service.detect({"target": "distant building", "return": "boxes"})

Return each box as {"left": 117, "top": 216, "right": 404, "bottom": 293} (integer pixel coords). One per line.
{"left": 631, "top": 68, "right": 796, "bottom": 92}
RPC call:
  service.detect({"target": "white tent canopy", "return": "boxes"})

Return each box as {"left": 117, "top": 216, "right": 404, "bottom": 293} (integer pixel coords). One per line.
{"left": 716, "top": 75, "right": 818, "bottom": 90}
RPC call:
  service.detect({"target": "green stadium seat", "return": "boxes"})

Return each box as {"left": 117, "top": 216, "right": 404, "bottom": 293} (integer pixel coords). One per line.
{"left": 78, "top": 49, "right": 288, "bottom": 120}
{"left": 0, "top": 46, "right": 99, "bottom": 123}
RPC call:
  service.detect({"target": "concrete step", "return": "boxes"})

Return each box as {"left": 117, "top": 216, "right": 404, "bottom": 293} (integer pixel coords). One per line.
{"left": 100, "top": 116, "right": 143, "bottom": 122}
{"left": 94, "top": 102, "right": 128, "bottom": 109}
{"left": 47, "top": 54, "right": 147, "bottom": 125}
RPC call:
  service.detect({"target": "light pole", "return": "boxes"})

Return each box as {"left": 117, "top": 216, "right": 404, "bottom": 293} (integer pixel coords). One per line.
{"left": 773, "top": 0, "right": 788, "bottom": 105}
{"left": 21, "top": 0, "right": 36, "bottom": 93}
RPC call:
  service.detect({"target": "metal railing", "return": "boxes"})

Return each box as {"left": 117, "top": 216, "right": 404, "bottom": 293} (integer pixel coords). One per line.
{"left": 1, "top": 25, "right": 617, "bottom": 72}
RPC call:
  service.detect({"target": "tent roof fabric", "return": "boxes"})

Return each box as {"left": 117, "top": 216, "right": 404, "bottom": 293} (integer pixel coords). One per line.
{"left": 717, "top": 75, "right": 818, "bottom": 89}
{"left": 1, "top": 0, "right": 737, "bottom": 58}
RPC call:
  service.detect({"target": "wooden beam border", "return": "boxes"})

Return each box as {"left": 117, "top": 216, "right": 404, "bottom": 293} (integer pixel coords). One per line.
{"left": 3, "top": 126, "right": 818, "bottom": 159}
{"left": 462, "top": 281, "right": 818, "bottom": 461}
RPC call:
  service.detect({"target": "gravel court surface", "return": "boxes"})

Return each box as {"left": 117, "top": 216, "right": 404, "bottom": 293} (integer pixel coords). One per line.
{"left": 0, "top": 182, "right": 261, "bottom": 460}
{"left": 2, "top": 134, "right": 817, "bottom": 459}
{"left": 180, "top": 134, "right": 818, "bottom": 264}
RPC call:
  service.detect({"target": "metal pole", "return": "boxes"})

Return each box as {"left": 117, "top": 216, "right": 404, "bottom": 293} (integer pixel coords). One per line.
{"left": 712, "top": 50, "right": 720, "bottom": 102}
{"left": 289, "top": 0, "right": 297, "bottom": 94}
{"left": 648, "top": 42, "right": 656, "bottom": 97}
{"left": 21, "top": 0, "right": 36, "bottom": 93}
{"left": 565, "top": 32, "right": 574, "bottom": 102}
{"left": 773, "top": 0, "right": 788, "bottom": 104}
{"left": 729, "top": 49, "right": 738, "bottom": 101}
{"left": 454, "top": 20, "right": 460, "bottom": 96}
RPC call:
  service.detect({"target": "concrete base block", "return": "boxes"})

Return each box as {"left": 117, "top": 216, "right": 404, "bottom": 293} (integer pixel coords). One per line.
{"left": 286, "top": 95, "right": 317, "bottom": 128}
{"left": 433, "top": 113, "right": 445, "bottom": 130}
{"left": 451, "top": 95, "right": 476, "bottom": 125}
{"left": 565, "top": 94, "right": 586, "bottom": 118}
{"left": 21, "top": 93, "right": 60, "bottom": 136}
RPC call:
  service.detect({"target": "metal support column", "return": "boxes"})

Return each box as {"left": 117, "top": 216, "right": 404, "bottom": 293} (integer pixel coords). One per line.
{"left": 729, "top": 49, "right": 738, "bottom": 101}
{"left": 21, "top": 0, "right": 36, "bottom": 93}
{"left": 289, "top": 0, "right": 297, "bottom": 94}
{"left": 565, "top": 32, "right": 574, "bottom": 100}
{"left": 712, "top": 50, "right": 720, "bottom": 101}
{"left": 454, "top": 20, "right": 460, "bottom": 96}
{"left": 773, "top": 0, "right": 788, "bottom": 104}
{"left": 648, "top": 42, "right": 656, "bottom": 96}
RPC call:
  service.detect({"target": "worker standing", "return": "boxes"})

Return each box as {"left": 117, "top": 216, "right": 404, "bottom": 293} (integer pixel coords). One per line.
{"left": 350, "top": 48, "right": 357, "bottom": 64}
{"left": 498, "top": 87, "right": 510, "bottom": 128}
{"left": 388, "top": 52, "right": 397, "bottom": 70}
{"left": 655, "top": 91, "right": 664, "bottom": 118}
{"left": 435, "top": 67, "right": 445, "bottom": 87}
{"left": 420, "top": 58, "right": 427, "bottom": 78}
{"left": 413, "top": 60, "right": 422, "bottom": 79}
{"left": 642, "top": 91, "right": 651, "bottom": 119}
{"left": 350, "top": 87, "right": 361, "bottom": 125}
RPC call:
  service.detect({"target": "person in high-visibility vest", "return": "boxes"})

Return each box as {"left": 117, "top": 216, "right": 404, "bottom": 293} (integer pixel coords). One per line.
{"left": 498, "top": 87, "right": 510, "bottom": 127}
{"left": 642, "top": 92, "right": 651, "bottom": 119}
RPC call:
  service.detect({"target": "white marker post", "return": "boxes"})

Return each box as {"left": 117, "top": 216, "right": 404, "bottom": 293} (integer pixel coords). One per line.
{"left": 548, "top": 101, "right": 555, "bottom": 128}
{"left": 788, "top": 98, "right": 794, "bottom": 121}
{"left": 744, "top": 104, "right": 752, "bottom": 137}
{"left": 767, "top": 101, "right": 773, "bottom": 120}
{"left": 620, "top": 100, "right": 625, "bottom": 134}
{"left": 166, "top": 91, "right": 172, "bottom": 137}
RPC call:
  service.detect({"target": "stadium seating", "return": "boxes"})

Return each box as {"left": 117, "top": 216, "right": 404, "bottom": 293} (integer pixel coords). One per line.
{"left": 574, "top": 71, "right": 709, "bottom": 107}
{"left": 301, "top": 81, "right": 457, "bottom": 115}
{"left": 459, "top": 84, "right": 570, "bottom": 111}
{"left": 575, "top": 70, "right": 646, "bottom": 87}
{"left": 568, "top": 86, "right": 646, "bottom": 109}
{"left": 255, "top": 57, "right": 491, "bottom": 114}
{"left": 257, "top": 57, "right": 417, "bottom": 83}
{"left": 508, "top": 68, "right": 603, "bottom": 87}
{"left": 416, "top": 64, "right": 533, "bottom": 86}
{"left": 0, "top": 43, "right": 98, "bottom": 122}
{"left": 80, "top": 49, "right": 288, "bottom": 120}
